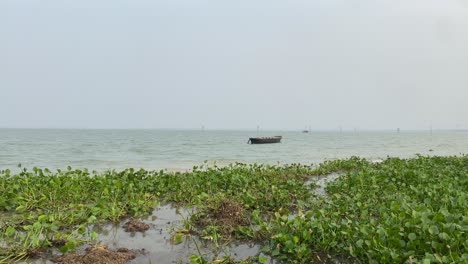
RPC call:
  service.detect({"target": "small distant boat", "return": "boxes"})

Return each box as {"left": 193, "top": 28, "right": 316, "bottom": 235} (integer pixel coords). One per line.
{"left": 302, "top": 130, "right": 309, "bottom": 133}
{"left": 247, "top": 136, "right": 282, "bottom": 144}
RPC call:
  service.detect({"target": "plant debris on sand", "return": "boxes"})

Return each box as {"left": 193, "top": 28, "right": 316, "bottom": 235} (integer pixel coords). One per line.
{"left": 195, "top": 198, "right": 250, "bottom": 236}
{"left": 123, "top": 219, "right": 150, "bottom": 232}
{"left": 54, "top": 245, "right": 136, "bottom": 264}
{"left": 26, "top": 248, "right": 45, "bottom": 258}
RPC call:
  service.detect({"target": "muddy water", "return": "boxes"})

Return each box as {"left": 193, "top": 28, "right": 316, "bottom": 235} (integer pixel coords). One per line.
{"left": 22, "top": 204, "right": 272, "bottom": 264}
{"left": 94, "top": 204, "right": 195, "bottom": 263}
{"left": 97, "top": 205, "right": 270, "bottom": 263}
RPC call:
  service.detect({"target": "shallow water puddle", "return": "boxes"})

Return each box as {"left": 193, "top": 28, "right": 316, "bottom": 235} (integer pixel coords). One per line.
{"left": 98, "top": 205, "right": 270, "bottom": 263}
{"left": 307, "top": 173, "right": 343, "bottom": 197}
{"left": 22, "top": 204, "right": 271, "bottom": 264}
{"left": 95, "top": 204, "right": 197, "bottom": 263}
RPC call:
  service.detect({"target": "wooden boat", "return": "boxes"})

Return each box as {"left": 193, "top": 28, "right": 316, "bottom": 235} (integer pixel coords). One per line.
{"left": 247, "top": 136, "right": 282, "bottom": 144}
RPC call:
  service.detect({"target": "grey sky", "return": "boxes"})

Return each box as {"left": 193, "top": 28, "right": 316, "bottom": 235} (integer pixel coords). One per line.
{"left": 1, "top": 0, "right": 467, "bottom": 130}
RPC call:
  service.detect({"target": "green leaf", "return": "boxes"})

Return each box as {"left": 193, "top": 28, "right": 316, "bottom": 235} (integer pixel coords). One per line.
{"left": 172, "top": 234, "right": 184, "bottom": 245}
{"left": 438, "top": 232, "right": 450, "bottom": 241}
{"left": 356, "top": 239, "right": 364, "bottom": 248}
{"left": 271, "top": 248, "right": 280, "bottom": 256}
{"left": 428, "top": 225, "right": 439, "bottom": 235}
{"left": 38, "top": 214, "right": 48, "bottom": 222}
{"left": 91, "top": 231, "right": 98, "bottom": 240}
{"left": 293, "top": 236, "right": 299, "bottom": 244}
{"left": 50, "top": 223, "right": 59, "bottom": 232}
{"left": 408, "top": 233, "right": 417, "bottom": 241}
{"left": 87, "top": 215, "right": 97, "bottom": 223}
{"left": 60, "top": 241, "right": 76, "bottom": 253}
{"left": 6, "top": 226, "right": 16, "bottom": 237}
{"left": 15, "top": 205, "right": 26, "bottom": 213}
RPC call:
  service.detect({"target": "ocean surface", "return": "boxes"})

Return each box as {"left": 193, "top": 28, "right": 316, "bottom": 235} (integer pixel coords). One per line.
{"left": 0, "top": 129, "right": 467, "bottom": 171}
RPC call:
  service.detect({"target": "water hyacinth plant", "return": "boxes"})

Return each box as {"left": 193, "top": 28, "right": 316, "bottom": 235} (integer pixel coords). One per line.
{"left": 0, "top": 156, "right": 467, "bottom": 263}
{"left": 265, "top": 156, "right": 468, "bottom": 263}
{"left": 0, "top": 163, "right": 315, "bottom": 262}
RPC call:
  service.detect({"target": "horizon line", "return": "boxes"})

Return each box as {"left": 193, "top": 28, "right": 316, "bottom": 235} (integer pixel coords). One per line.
{"left": 0, "top": 127, "right": 467, "bottom": 132}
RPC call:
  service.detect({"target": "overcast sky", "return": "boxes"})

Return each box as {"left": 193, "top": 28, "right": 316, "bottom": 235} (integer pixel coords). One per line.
{"left": 1, "top": 0, "right": 467, "bottom": 130}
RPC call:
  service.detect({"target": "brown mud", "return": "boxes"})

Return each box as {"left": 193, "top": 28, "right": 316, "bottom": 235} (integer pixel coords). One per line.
{"left": 53, "top": 245, "right": 136, "bottom": 264}
{"left": 123, "top": 219, "right": 150, "bottom": 232}
{"left": 26, "top": 248, "right": 45, "bottom": 259}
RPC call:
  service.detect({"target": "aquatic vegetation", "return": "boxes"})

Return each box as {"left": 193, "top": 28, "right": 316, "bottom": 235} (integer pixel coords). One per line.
{"left": 0, "top": 163, "right": 315, "bottom": 261}
{"left": 311, "top": 156, "right": 372, "bottom": 175}
{"left": 153, "top": 163, "right": 315, "bottom": 212}
{"left": 0, "top": 156, "right": 467, "bottom": 263}
{"left": 0, "top": 167, "right": 159, "bottom": 260}
{"left": 265, "top": 155, "right": 468, "bottom": 263}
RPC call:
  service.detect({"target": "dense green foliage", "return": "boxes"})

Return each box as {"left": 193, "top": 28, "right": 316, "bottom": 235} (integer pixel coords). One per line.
{"left": 266, "top": 156, "right": 468, "bottom": 263}
{"left": 0, "top": 156, "right": 467, "bottom": 263}
{"left": 0, "top": 163, "right": 315, "bottom": 262}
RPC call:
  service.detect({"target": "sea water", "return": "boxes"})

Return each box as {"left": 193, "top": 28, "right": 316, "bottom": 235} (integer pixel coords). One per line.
{"left": 0, "top": 128, "right": 467, "bottom": 171}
